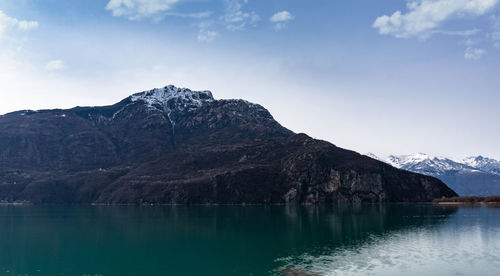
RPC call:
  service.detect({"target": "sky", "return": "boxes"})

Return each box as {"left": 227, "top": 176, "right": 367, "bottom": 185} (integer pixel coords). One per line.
{"left": 0, "top": 0, "right": 499, "bottom": 160}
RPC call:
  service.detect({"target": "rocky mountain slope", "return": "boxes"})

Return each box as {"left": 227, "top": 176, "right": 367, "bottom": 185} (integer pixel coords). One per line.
{"left": 369, "top": 153, "right": 500, "bottom": 196}
{"left": 0, "top": 85, "right": 456, "bottom": 204}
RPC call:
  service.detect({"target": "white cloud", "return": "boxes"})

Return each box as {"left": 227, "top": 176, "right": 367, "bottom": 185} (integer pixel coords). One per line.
{"left": 0, "top": 10, "right": 38, "bottom": 38}
{"left": 45, "top": 60, "right": 65, "bottom": 71}
{"left": 464, "top": 47, "right": 486, "bottom": 59}
{"left": 18, "top": 20, "right": 39, "bottom": 30}
{"left": 197, "top": 29, "right": 217, "bottom": 42}
{"left": 105, "top": 0, "right": 179, "bottom": 20}
{"left": 463, "top": 37, "right": 481, "bottom": 46}
{"left": 489, "top": 15, "right": 500, "bottom": 48}
{"left": 433, "top": 28, "right": 480, "bottom": 36}
{"left": 373, "top": 0, "right": 499, "bottom": 38}
{"left": 270, "top": 11, "right": 294, "bottom": 23}
{"left": 165, "top": 11, "right": 212, "bottom": 19}
{"left": 104, "top": 0, "right": 260, "bottom": 41}
{"left": 222, "top": 0, "right": 260, "bottom": 31}
{"left": 195, "top": 21, "right": 217, "bottom": 42}
{"left": 270, "top": 11, "right": 294, "bottom": 31}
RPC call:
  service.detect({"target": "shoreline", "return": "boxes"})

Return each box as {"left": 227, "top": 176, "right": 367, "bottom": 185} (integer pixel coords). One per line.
{"left": 435, "top": 202, "right": 500, "bottom": 205}
{"left": 433, "top": 196, "right": 500, "bottom": 205}
{"left": 1, "top": 201, "right": 498, "bottom": 207}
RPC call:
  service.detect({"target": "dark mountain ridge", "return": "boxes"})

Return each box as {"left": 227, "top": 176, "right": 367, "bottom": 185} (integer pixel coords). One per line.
{"left": 0, "top": 85, "right": 456, "bottom": 204}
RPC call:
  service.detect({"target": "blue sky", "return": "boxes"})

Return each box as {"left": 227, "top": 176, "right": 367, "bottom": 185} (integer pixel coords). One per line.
{"left": 1, "top": 0, "right": 500, "bottom": 159}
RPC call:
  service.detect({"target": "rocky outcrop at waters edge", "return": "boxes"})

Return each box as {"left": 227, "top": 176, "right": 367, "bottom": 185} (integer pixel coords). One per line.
{"left": 0, "top": 85, "right": 457, "bottom": 204}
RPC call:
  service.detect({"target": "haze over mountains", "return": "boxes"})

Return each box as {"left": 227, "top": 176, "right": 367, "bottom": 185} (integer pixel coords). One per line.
{"left": 0, "top": 85, "right": 456, "bottom": 204}
{"left": 367, "top": 153, "right": 500, "bottom": 196}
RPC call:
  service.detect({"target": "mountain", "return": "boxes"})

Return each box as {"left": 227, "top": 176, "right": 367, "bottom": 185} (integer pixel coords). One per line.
{"left": 386, "top": 153, "right": 481, "bottom": 176}
{"left": 463, "top": 156, "right": 500, "bottom": 175}
{"left": 0, "top": 85, "right": 456, "bottom": 204}
{"left": 369, "top": 153, "right": 500, "bottom": 196}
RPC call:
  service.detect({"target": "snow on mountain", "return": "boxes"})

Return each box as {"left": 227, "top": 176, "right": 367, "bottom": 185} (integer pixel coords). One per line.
{"left": 386, "top": 153, "right": 432, "bottom": 169}
{"left": 463, "top": 156, "right": 500, "bottom": 175}
{"left": 386, "top": 153, "right": 482, "bottom": 176}
{"left": 112, "top": 85, "right": 216, "bottom": 129}
{"left": 131, "top": 85, "right": 214, "bottom": 113}
{"left": 365, "top": 153, "right": 493, "bottom": 176}
{"left": 365, "top": 153, "right": 500, "bottom": 196}
{"left": 365, "top": 153, "right": 382, "bottom": 160}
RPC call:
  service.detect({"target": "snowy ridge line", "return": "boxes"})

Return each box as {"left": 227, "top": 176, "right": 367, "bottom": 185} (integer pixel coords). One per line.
{"left": 109, "top": 84, "right": 214, "bottom": 124}
{"left": 129, "top": 85, "right": 214, "bottom": 131}
{"left": 366, "top": 152, "right": 500, "bottom": 176}
{"left": 131, "top": 84, "right": 214, "bottom": 112}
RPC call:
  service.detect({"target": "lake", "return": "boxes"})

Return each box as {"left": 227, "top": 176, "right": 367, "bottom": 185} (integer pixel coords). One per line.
{"left": 0, "top": 204, "right": 499, "bottom": 276}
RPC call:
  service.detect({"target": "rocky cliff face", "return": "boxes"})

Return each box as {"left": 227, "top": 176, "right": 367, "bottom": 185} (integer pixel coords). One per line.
{"left": 0, "top": 85, "right": 456, "bottom": 204}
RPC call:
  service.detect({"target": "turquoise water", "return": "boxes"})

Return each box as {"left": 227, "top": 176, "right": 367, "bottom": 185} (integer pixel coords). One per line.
{"left": 0, "top": 205, "right": 499, "bottom": 276}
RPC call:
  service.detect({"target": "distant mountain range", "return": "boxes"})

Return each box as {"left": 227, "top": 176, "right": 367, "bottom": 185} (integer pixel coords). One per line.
{"left": 366, "top": 153, "right": 500, "bottom": 196}
{"left": 0, "top": 85, "right": 456, "bottom": 204}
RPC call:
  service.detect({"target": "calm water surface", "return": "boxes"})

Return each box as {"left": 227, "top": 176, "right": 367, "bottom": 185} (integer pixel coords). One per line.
{"left": 0, "top": 204, "right": 499, "bottom": 276}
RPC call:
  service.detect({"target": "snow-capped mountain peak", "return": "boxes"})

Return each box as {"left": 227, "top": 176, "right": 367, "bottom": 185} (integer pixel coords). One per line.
{"left": 131, "top": 85, "right": 214, "bottom": 113}
{"left": 387, "top": 153, "right": 433, "bottom": 168}
{"left": 367, "top": 153, "right": 485, "bottom": 176}
{"left": 365, "top": 152, "right": 500, "bottom": 196}
{"left": 365, "top": 153, "right": 381, "bottom": 160}
{"left": 463, "top": 156, "right": 500, "bottom": 175}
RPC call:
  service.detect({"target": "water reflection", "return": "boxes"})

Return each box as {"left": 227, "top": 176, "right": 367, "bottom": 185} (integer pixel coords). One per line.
{"left": 274, "top": 205, "right": 500, "bottom": 276}
{"left": 0, "top": 205, "right": 498, "bottom": 276}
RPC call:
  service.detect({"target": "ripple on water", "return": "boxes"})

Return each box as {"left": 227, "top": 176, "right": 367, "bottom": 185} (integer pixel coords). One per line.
{"left": 274, "top": 211, "right": 500, "bottom": 276}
